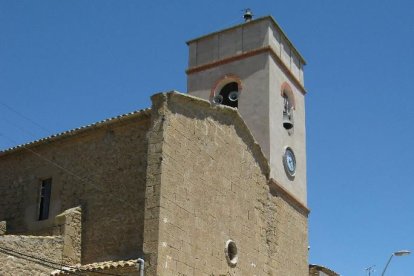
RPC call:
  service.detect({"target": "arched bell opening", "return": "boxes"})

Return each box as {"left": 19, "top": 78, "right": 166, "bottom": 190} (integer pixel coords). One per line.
{"left": 282, "top": 93, "right": 294, "bottom": 130}
{"left": 216, "top": 82, "right": 239, "bottom": 108}
{"left": 211, "top": 77, "right": 241, "bottom": 108}
{"left": 281, "top": 82, "right": 295, "bottom": 131}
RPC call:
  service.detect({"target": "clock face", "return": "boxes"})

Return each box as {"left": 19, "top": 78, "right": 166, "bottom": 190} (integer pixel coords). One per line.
{"left": 284, "top": 147, "right": 296, "bottom": 177}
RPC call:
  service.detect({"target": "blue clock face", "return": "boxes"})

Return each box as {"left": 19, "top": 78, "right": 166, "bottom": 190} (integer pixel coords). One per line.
{"left": 284, "top": 148, "right": 296, "bottom": 176}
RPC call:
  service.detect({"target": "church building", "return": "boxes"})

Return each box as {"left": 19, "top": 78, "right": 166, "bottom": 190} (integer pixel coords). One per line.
{"left": 0, "top": 14, "right": 319, "bottom": 275}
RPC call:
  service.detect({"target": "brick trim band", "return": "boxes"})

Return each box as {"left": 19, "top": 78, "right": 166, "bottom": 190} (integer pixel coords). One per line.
{"left": 268, "top": 178, "right": 310, "bottom": 216}
{"left": 210, "top": 74, "right": 243, "bottom": 99}
{"left": 186, "top": 46, "right": 307, "bottom": 95}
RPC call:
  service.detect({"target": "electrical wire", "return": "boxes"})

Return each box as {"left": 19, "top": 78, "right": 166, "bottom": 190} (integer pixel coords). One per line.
{"left": 0, "top": 101, "right": 141, "bottom": 213}
{"left": 0, "top": 133, "right": 140, "bottom": 213}
{"left": 2, "top": 113, "right": 40, "bottom": 139}
{"left": 0, "top": 101, "right": 51, "bottom": 134}
{"left": 0, "top": 245, "right": 127, "bottom": 276}
{"left": 0, "top": 103, "right": 143, "bottom": 275}
{"left": 0, "top": 246, "right": 84, "bottom": 275}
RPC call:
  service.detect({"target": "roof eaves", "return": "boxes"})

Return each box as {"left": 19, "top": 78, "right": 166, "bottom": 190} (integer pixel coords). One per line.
{"left": 50, "top": 259, "right": 139, "bottom": 275}
{"left": 309, "top": 264, "right": 340, "bottom": 276}
{"left": 0, "top": 108, "right": 151, "bottom": 157}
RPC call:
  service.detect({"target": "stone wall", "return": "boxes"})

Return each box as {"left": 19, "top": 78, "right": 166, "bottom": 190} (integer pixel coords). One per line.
{"left": 0, "top": 91, "right": 308, "bottom": 274}
{"left": 0, "top": 207, "right": 82, "bottom": 275}
{"left": 0, "top": 221, "right": 6, "bottom": 235}
{"left": 0, "top": 111, "right": 151, "bottom": 264}
{"left": 54, "top": 206, "right": 82, "bottom": 265}
{"left": 266, "top": 185, "right": 309, "bottom": 275}
{"left": 143, "top": 92, "right": 308, "bottom": 275}
{"left": 0, "top": 235, "right": 63, "bottom": 275}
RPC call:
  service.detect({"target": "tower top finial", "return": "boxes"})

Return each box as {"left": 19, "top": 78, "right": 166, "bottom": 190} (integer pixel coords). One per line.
{"left": 243, "top": 9, "right": 253, "bottom": 22}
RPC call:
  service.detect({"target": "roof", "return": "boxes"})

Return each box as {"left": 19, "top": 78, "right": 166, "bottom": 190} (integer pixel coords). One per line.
{"left": 186, "top": 15, "right": 306, "bottom": 65}
{"left": 1, "top": 90, "right": 271, "bottom": 180}
{"left": 50, "top": 259, "right": 139, "bottom": 275}
{"left": 0, "top": 108, "right": 151, "bottom": 157}
{"left": 309, "top": 264, "right": 340, "bottom": 276}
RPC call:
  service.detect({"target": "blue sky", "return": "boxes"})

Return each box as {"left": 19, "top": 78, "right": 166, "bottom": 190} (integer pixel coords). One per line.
{"left": 1, "top": 1, "right": 413, "bottom": 275}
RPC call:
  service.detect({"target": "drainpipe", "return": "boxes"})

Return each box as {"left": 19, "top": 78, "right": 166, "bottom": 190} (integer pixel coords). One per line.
{"left": 136, "top": 258, "right": 145, "bottom": 276}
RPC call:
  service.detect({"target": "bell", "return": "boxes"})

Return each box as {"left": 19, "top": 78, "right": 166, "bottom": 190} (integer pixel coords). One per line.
{"left": 283, "top": 112, "right": 294, "bottom": 129}
{"left": 243, "top": 9, "right": 253, "bottom": 22}
{"left": 213, "top": 95, "right": 223, "bottom": 104}
{"left": 228, "top": 91, "right": 239, "bottom": 102}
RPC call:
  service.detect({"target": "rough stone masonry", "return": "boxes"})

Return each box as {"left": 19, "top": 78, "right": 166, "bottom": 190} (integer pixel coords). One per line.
{"left": 0, "top": 92, "right": 308, "bottom": 275}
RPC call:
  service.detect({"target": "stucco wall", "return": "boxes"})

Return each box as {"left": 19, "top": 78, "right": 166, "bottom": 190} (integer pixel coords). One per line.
{"left": 143, "top": 92, "right": 308, "bottom": 275}
{"left": 0, "top": 113, "right": 151, "bottom": 264}
{"left": 188, "top": 19, "right": 269, "bottom": 67}
{"left": 187, "top": 17, "right": 308, "bottom": 206}
{"left": 187, "top": 17, "right": 305, "bottom": 85}
{"left": 269, "top": 55, "right": 307, "bottom": 205}
{"left": 187, "top": 53, "right": 271, "bottom": 160}
{"left": 188, "top": 51, "right": 307, "bottom": 206}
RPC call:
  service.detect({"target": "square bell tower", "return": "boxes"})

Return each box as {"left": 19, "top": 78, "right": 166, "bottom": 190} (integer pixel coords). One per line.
{"left": 186, "top": 16, "right": 308, "bottom": 206}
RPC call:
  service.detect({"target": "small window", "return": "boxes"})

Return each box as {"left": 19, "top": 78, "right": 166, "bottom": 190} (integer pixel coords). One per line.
{"left": 38, "top": 178, "right": 52, "bottom": 220}
{"left": 225, "top": 239, "right": 238, "bottom": 267}
{"left": 213, "top": 82, "right": 239, "bottom": 108}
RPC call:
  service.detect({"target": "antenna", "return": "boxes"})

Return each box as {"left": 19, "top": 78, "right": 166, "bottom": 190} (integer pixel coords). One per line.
{"left": 365, "top": 265, "right": 375, "bottom": 276}
{"left": 243, "top": 9, "right": 253, "bottom": 22}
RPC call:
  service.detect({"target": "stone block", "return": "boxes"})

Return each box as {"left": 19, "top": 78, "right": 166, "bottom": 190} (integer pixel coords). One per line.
{"left": 0, "top": 221, "right": 6, "bottom": 235}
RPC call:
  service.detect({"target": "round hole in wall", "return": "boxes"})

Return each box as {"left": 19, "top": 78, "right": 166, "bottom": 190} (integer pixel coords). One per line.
{"left": 225, "top": 239, "right": 238, "bottom": 267}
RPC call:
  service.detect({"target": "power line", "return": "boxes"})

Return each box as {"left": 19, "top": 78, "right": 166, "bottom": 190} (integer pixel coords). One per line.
{"left": 0, "top": 103, "right": 143, "bottom": 275}
{"left": 0, "top": 101, "right": 51, "bottom": 134}
{"left": 0, "top": 245, "right": 126, "bottom": 276}
{"left": 0, "top": 246, "right": 84, "bottom": 276}
{"left": 2, "top": 113, "right": 40, "bottom": 139}
{"left": 0, "top": 133, "right": 140, "bottom": 213}
{"left": 0, "top": 102, "right": 142, "bottom": 213}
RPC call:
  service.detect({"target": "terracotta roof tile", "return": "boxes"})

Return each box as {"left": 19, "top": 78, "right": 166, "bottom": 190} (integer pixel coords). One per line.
{"left": 50, "top": 259, "right": 139, "bottom": 275}
{"left": 309, "top": 264, "right": 340, "bottom": 276}
{"left": 0, "top": 108, "right": 151, "bottom": 156}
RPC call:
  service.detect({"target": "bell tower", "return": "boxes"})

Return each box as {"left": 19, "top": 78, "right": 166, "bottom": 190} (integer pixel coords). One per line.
{"left": 186, "top": 15, "right": 308, "bottom": 206}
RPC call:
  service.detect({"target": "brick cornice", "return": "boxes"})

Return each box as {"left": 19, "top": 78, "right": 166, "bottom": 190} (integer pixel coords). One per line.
{"left": 268, "top": 178, "right": 310, "bottom": 216}
{"left": 186, "top": 46, "right": 307, "bottom": 95}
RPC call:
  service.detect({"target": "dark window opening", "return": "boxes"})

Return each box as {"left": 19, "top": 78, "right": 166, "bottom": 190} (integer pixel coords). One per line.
{"left": 219, "top": 82, "right": 239, "bottom": 108}
{"left": 283, "top": 93, "right": 294, "bottom": 130}
{"left": 38, "top": 179, "right": 52, "bottom": 220}
{"left": 225, "top": 239, "right": 238, "bottom": 267}
{"left": 228, "top": 241, "right": 237, "bottom": 261}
